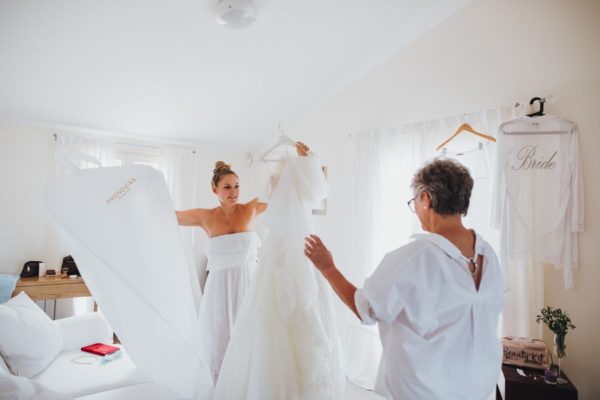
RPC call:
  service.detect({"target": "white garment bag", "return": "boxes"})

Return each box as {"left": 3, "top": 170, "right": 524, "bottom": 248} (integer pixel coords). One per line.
{"left": 44, "top": 160, "right": 212, "bottom": 399}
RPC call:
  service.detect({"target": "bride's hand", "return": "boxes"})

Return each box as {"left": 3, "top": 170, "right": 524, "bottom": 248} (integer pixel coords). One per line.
{"left": 304, "top": 235, "right": 335, "bottom": 274}
{"left": 296, "top": 142, "right": 310, "bottom": 156}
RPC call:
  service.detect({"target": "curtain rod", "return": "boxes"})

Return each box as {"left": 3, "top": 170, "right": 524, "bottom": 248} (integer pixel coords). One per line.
{"left": 53, "top": 133, "right": 196, "bottom": 154}
{"left": 115, "top": 141, "right": 160, "bottom": 150}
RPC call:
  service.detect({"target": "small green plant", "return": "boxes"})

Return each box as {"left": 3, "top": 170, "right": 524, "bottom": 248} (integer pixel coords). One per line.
{"left": 536, "top": 306, "right": 576, "bottom": 359}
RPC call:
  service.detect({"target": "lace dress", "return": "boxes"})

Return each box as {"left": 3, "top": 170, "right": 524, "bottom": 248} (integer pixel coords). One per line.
{"left": 214, "top": 155, "right": 345, "bottom": 400}
{"left": 199, "top": 231, "right": 260, "bottom": 384}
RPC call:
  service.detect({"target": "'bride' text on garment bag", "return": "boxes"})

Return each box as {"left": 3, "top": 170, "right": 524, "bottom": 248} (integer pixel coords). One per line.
{"left": 44, "top": 165, "right": 212, "bottom": 399}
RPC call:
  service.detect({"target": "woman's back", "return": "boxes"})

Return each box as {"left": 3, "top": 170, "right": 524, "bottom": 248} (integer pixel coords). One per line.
{"left": 363, "top": 233, "right": 504, "bottom": 400}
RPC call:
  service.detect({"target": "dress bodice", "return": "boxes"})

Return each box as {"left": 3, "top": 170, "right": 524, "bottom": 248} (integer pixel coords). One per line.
{"left": 205, "top": 231, "right": 261, "bottom": 272}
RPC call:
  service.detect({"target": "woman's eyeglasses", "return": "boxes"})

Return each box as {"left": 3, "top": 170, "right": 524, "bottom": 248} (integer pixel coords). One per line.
{"left": 407, "top": 197, "right": 416, "bottom": 213}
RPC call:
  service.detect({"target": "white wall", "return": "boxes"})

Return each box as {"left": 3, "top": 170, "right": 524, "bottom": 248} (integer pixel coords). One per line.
{"left": 0, "top": 121, "right": 58, "bottom": 273}
{"left": 284, "top": 0, "right": 600, "bottom": 397}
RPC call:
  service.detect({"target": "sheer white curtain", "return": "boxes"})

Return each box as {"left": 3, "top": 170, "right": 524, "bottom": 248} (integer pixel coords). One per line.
{"left": 343, "top": 132, "right": 383, "bottom": 388}
{"left": 53, "top": 133, "right": 115, "bottom": 318}
{"left": 159, "top": 147, "right": 204, "bottom": 309}
{"left": 57, "top": 133, "right": 115, "bottom": 168}
{"left": 347, "top": 107, "right": 538, "bottom": 388}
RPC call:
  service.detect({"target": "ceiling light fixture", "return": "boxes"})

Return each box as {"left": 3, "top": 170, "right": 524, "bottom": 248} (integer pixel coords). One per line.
{"left": 215, "top": 0, "right": 257, "bottom": 30}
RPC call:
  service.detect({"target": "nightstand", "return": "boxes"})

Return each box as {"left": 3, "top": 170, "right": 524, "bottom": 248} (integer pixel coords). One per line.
{"left": 497, "top": 364, "right": 578, "bottom": 400}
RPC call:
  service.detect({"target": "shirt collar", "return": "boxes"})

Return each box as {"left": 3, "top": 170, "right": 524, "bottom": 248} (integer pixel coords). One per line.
{"left": 410, "top": 231, "right": 484, "bottom": 260}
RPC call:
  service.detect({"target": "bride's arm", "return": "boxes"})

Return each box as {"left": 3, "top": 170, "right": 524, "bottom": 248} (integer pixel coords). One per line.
{"left": 175, "top": 208, "right": 208, "bottom": 227}
{"left": 248, "top": 198, "right": 268, "bottom": 215}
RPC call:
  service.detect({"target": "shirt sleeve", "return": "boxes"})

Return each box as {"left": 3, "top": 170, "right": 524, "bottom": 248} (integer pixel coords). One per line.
{"left": 354, "top": 289, "right": 377, "bottom": 325}
{"left": 356, "top": 251, "right": 417, "bottom": 325}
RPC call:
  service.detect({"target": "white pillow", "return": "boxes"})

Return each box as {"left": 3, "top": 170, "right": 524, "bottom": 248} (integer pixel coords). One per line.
{"left": 56, "top": 312, "right": 113, "bottom": 352}
{"left": 0, "top": 291, "right": 63, "bottom": 377}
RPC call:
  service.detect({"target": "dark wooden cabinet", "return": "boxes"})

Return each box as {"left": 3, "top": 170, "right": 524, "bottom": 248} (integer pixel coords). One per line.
{"left": 497, "top": 364, "right": 578, "bottom": 400}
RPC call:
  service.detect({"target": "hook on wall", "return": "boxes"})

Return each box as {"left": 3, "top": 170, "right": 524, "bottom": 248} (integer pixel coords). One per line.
{"left": 528, "top": 97, "right": 545, "bottom": 117}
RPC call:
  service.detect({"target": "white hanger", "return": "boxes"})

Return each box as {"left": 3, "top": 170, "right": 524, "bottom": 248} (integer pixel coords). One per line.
{"left": 259, "top": 123, "right": 297, "bottom": 162}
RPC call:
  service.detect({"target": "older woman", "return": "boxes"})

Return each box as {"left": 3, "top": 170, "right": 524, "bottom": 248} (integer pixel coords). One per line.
{"left": 305, "top": 158, "right": 504, "bottom": 400}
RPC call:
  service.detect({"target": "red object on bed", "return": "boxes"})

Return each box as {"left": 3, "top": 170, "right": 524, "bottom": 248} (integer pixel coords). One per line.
{"left": 81, "top": 343, "right": 120, "bottom": 356}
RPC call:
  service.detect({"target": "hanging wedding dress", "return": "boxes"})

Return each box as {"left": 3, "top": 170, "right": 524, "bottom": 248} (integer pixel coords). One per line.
{"left": 214, "top": 155, "right": 345, "bottom": 400}
{"left": 44, "top": 162, "right": 212, "bottom": 399}
{"left": 200, "top": 231, "right": 260, "bottom": 383}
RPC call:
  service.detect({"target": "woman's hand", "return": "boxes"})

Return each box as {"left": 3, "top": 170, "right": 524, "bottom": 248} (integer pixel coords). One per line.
{"left": 304, "top": 235, "right": 335, "bottom": 275}
{"left": 296, "top": 142, "right": 310, "bottom": 156}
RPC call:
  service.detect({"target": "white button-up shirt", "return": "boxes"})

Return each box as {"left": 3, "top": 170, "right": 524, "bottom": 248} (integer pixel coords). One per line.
{"left": 355, "top": 233, "right": 504, "bottom": 400}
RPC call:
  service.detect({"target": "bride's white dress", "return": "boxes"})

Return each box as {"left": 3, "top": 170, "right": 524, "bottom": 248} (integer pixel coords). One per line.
{"left": 200, "top": 231, "right": 260, "bottom": 384}
{"left": 214, "top": 155, "right": 345, "bottom": 400}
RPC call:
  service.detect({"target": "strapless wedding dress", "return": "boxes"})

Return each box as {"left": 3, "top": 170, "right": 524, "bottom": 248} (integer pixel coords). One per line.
{"left": 214, "top": 155, "right": 345, "bottom": 400}
{"left": 199, "top": 231, "right": 260, "bottom": 384}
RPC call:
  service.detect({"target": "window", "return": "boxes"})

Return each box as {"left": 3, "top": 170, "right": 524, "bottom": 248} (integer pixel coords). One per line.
{"left": 111, "top": 143, "right": 160, "bottom": 168}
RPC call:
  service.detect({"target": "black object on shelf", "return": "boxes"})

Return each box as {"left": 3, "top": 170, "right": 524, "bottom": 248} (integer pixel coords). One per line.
{"left": 61, "top": 255, "right": 81, "bottom": 276}
{"left": 20, "top": 261, "right": 41, "bottom": 277}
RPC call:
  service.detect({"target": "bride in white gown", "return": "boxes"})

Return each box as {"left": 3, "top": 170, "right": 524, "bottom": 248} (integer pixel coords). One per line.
{"left": 175, "top": 161, "right": 265, "bottom": 384}
{"left": 175, "top": 145, "right": 311, "bottom": 385}
{"left": 214, "top": 154, "right": 345, "bottom": 400}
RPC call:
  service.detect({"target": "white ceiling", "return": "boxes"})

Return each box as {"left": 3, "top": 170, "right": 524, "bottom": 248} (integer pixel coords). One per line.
{"left": 0, "top": 0, "right": 469, "bottom": 149}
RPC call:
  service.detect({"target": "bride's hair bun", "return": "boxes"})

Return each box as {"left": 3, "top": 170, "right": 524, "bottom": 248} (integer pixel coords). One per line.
{"left": 212, "top": 161, "right": 237, "bottom": 186}
{"left": 213, "top": 161, "right": 231, "bottom": 174}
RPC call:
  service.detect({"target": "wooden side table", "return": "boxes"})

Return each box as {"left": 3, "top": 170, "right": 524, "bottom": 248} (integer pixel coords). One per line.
{"left": 12, "top": 275, "right": 95, "bottom": 318}
{"left": 498, "top": 364, "right": 578, "bottom": 400}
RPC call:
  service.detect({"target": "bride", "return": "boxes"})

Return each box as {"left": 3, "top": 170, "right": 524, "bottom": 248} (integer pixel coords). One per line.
{"left": 175, "top": 142, "right": 311, "bottom": 385}
{"left": 213, "top": 149, "right": 345, "bottom": 399}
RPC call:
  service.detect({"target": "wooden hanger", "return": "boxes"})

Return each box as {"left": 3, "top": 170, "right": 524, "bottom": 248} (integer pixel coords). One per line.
{"left": 436, "top": 122, "right": 496, "bottom": 151}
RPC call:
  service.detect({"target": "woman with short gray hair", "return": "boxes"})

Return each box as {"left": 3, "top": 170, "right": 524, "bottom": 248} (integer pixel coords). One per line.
{"left": 305, "top": 158, "right": 504, "bottom": 400}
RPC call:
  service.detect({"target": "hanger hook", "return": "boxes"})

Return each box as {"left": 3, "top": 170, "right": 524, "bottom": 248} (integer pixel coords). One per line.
{"left": 528, "top": 97, "right": 545, "bottom": 116}
{"left": 278, "top": 122, "right": 285, "bottom": 136}
{"left": 529, "top": 97, "right": 542, "bottom": 105}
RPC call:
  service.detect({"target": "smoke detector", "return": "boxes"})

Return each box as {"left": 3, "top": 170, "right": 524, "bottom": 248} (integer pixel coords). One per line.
{"left": 215, "top": 0, "right": 257, "bottom": 30}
